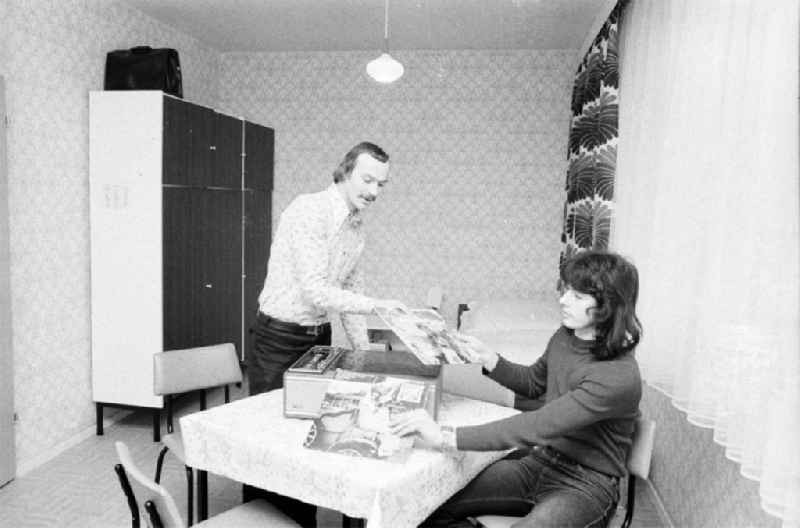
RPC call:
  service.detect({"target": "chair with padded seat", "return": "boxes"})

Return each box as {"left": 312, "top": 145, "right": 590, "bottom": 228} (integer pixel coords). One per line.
{"left": 473, "top": 418, "right": 656, "bottom": 528}
{"left": 152, "top": 343, "right": 243, "bottom": 526}
{"left": 114, "top": 440, "right": 300, "bottom": 528}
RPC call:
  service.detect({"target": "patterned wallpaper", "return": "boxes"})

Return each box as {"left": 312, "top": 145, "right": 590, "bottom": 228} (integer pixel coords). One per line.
{"left": 0, "top": 6, "right": 784, "bottom": 528}
{"left": 1, "top": 0, "right": 221, "bottom": 470}
{"left": 217, "top": 50, "right": 575, "bottom": 325}
{"left": 2, "top": 5, "right": 575, "bottom": 472}
{"left": 640, "top": 384, "right": 780, "bottom": 528}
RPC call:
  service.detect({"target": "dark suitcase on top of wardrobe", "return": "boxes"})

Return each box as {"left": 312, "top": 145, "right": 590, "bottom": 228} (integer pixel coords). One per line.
{"left": 104, "top": 46, "right": 183, "bottom": 98}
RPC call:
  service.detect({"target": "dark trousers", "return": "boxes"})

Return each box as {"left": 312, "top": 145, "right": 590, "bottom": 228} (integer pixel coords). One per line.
{"left": 421, "top": 446, "right": 619, "bottom": 528}
{"left": 244, "top": 311, "right": 332, "bottom": 528}
{"left": 248, "top": 311, "right": 332, "bottom": 394}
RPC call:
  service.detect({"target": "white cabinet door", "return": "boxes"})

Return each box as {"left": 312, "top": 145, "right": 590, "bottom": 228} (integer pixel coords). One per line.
{"left": 89, "top": 91, "right": 164, "bottom": 408}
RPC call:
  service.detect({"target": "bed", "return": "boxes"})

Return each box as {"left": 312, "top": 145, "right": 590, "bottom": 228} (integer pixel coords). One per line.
{"left": 441, "top": 296, "right": 562, "bottom": 407}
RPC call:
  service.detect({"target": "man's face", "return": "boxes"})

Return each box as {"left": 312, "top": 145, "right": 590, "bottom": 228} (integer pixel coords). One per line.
{"left": 341, "top": 153, "right": 390, "bottom": 211}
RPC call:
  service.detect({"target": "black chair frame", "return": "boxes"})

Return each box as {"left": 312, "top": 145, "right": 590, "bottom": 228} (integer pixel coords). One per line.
{"left": 620, "top": 472, "right": 637, "bottom": 528}
{"left": 144, "top": 500, "right": 165, "bottom": 528}
{"left": 114, "top": 463, "right": 140, "bottom": 528}
{"left": 153, "top": 386, "right": 232, "bottom": 526}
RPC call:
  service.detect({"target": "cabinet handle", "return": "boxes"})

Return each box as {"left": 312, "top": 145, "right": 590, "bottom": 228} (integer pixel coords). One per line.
{"left": 204, "top": 283, "right": 213, "bottom": 288}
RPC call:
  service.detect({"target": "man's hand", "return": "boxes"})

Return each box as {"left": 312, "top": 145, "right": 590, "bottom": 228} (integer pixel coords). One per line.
{"left": 373, "top": 298, "right": 409, "bottom": 314}
{"left": 457, "top": 334, "right": 499, "bottom": 371}
{"left": 389, "top": 409, "right": 443, "bottom": 449}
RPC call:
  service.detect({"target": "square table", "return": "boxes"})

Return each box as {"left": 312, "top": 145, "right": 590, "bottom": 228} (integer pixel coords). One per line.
{"left": 181, "top": 389, "right": 519, "bottom": 528}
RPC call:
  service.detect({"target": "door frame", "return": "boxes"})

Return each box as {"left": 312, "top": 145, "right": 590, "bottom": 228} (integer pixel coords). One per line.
{"left": 0, "top": 74, "right": 17, "bottom": 486}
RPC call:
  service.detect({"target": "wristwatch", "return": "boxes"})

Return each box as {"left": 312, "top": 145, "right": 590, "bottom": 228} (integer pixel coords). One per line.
{"left": 440, "top": 425, "right": 458, "bottom": 452}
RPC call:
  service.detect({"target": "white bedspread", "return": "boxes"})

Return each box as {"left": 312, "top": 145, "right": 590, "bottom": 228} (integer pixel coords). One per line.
{"left": 443, "top": 297, "right": 561, "bottom": 406}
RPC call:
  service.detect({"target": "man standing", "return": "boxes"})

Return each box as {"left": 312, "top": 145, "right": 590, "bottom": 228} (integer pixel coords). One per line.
{"left": 245, "top": 142, "right": 406, "bottom": 526}
{"left": 249, "top": 141, "right": 406, "bottom": 396}
{"left": 244, "top": 142, "right": 406, "bottom": 527}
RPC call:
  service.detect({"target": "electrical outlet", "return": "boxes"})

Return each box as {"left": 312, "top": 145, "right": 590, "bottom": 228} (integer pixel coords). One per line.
{"left": 12, "top": 412, "right": 18, "bottom": 424}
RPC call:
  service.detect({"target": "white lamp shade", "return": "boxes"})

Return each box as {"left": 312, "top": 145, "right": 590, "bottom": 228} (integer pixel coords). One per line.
{"left": 366, "top": 53, "right": 404, "bottom": 83}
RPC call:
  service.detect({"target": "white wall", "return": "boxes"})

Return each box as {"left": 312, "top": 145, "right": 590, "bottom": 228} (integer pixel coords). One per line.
{"left": 641, "top": 385, "right": 780, "bottom": 527}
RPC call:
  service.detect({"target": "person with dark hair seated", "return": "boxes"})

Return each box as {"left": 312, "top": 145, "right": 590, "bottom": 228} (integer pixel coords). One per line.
{"left": 391, "top": 251, "right": 643, "bottom": 528}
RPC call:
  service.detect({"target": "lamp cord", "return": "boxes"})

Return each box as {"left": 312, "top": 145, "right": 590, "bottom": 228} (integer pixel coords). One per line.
{"left": 383, "top": 0, "right": 390, "bottom": 51}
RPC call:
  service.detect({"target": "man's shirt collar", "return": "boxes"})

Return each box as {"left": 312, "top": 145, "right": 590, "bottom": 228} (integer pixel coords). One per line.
{"left": 327, "top": 183, "right": 362, "bottom": 228}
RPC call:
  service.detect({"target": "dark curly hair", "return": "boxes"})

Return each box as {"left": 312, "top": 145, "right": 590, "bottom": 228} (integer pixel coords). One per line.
{"left": 560, "top": 250, "right": 642, "bottom": 360}
{"left": 332, "top": 142, "right": 389, "bottom": 183}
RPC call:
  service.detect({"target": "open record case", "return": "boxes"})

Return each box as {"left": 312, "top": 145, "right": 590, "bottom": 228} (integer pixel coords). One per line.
{"left": 302, "top": 370, "right": 436, "bottom": 460}
{"left": 283, "top": 346, "right": 441, "bottom": 419}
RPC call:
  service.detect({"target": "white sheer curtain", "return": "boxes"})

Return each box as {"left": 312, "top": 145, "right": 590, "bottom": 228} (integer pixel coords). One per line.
{"left": 612, "top": 1, "right": 800, "bottom": 526}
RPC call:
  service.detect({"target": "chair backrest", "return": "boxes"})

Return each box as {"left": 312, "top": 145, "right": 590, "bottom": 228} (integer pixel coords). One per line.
{"left": 114, "top": 441, "right": 186, "bottom": 528}
{"left": 426, "top": 286, "right": 443, "bottom": 311}
{"left": 153, "top": 342, "right": 242, "bottom": 396}
{"left": 627, "top": 417, "right": 656, "bottom": 479}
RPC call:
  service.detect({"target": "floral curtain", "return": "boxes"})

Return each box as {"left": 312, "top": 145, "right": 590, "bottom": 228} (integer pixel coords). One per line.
{"left": 559, "top": 1, "right": 624, "bottom": 271}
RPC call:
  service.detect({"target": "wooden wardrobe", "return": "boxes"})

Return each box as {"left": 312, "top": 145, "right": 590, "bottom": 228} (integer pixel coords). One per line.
{"left": 89, "top": 91, "right": 272, "bottom": 439}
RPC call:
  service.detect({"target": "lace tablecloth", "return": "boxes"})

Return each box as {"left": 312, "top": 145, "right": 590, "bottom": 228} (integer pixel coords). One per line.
{"left": 181, "top": 389, "right": 519, "bottom": 528}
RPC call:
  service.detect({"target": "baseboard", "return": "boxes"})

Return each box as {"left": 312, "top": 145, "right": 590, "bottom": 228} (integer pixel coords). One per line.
{"left": 644, "top": 478, "right": 675, "bottom": 528}
{"left": 15, "top": 408, "right": 134, "bottom": 477}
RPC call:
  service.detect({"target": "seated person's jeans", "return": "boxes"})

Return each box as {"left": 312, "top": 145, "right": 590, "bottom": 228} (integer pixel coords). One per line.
{"left": 422, "top": 445, "right": 620, "bottom": 528}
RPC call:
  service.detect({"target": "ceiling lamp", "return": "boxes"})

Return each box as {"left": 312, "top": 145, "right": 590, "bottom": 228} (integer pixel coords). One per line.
{"left": 366, "top": 0, "right": 404, "bottom": 83}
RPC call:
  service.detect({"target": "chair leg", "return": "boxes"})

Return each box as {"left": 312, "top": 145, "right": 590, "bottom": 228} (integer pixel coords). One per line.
{"left": 621, "top": 475, "right": 636, "bottom": 528}
{"left": 186, "top": 465, "right": 194, "bottom": 526}
{"left": 96, "top": 403, "right": 104, "bottom": 436}
{"left": 144, "top": 500, "right": 165, "bottom": 528}
{"left": 152, "top": 409, "right": 161, "bottom": 442}
{"left": 154, "top": 446, "right": 169, "bottom": 484}
{"left": 114, "top": 464, "right": 140, "bottom": 528}
{"left": 198, "top": 470, "right": 208, "bottom": 521}
{"left": 165, "top": 394, "right": 174, "bottom": 434}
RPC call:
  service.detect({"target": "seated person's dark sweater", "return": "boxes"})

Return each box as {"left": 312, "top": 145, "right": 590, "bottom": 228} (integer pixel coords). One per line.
{"left": 457, "top": 326, "right": 642, "bottom": 477}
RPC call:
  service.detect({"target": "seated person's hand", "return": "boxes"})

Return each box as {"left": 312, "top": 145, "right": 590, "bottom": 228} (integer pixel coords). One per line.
{"left": 373, "top": 298, "right": 409, "bottom": 314}
{"left": 389, "top": 409, "right": 442, "bottom": 449}
{"left": 458, "top": 334, "right": 499, "bottom": 371}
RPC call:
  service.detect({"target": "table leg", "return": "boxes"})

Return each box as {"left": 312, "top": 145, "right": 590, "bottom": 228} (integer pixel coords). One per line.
{"left": 197, "top": 469, "right": 208, "bottom": 521}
